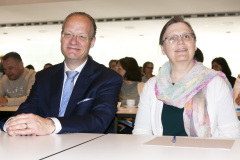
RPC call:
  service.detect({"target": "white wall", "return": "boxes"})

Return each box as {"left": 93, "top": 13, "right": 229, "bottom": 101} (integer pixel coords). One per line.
{"left": 0, "top": 17, "right": 239, "bottom": 77}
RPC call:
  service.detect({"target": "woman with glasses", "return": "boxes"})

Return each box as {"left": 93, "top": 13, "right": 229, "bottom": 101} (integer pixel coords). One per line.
{"left": 141, "top": 61, "right": 155, "bottom": 83}
{"left": 116, "top": 57, "right": 144, "bottom": 134}
{"left": 116, "top": 57, "right": 144, "bottom": 107}
{"left": 133, "top": 17, "right": 240, "bottom": 138}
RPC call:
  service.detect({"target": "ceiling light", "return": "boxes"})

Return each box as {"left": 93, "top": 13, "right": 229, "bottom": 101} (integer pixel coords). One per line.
{"left": 125, "top": 26, "right": 135, "bottom": 29}
{"left": 39, "top": 30, "right": 47, "bottom": 33}
{"left": 222, "top": 22, "right": 233, "bottom": 25}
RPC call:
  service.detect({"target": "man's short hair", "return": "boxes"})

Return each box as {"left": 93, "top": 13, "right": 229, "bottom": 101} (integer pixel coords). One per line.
{"left": 2, "top": 52, "right": 22, "bottom": 62}
{"left": 61, "top": 12, "right": 97, "bottom": 38}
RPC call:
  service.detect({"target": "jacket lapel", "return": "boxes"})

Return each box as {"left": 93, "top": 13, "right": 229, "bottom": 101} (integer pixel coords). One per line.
{"left": 49, "top": 63, "right": 64, "bottom": 117}
{"left": 64, "top": 58, "right": 96, "bottom": 116}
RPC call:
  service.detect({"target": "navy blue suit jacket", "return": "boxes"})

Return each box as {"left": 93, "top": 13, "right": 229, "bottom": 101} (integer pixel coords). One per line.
{"left": 1, "top": 57, "right": 122, "bottom": 133}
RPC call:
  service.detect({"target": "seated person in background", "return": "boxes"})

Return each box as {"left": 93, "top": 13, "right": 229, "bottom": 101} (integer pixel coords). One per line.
{"left": 0, "top": 52, "right": 36, "bottom": 106}
{"left": 25, "top": 64, "right": 35, "bottom": 70}
{"left": 194, "top": 48, "right": 204, "bottom": 62}
{"left": 43, "top": 63, "right": 52, "bottom": 69}
{"left": 108, "top": 59, "right": 118, "bottom": 71}
{"left": 0, "top": 57, "right": 4, "bottom": 80}
{"left": 133, "top": 17, "right": 240, "bottom": 138}
{"left": 212, "top": 57, "right": 236, "bottom": 88}
{"left": 141, "top": 61, "right": 155, "bottom": 83}
{"left": 139, "top": 66, "right": 144, "bottom": 77}
{"left": 1, "top": 12, "right": 122, "bottom": 136}
{"left": 116, "top": 57, "right": 144, "bottom": 106}
{"left": 234, "top": 74, "right": 240, "bottom": 106}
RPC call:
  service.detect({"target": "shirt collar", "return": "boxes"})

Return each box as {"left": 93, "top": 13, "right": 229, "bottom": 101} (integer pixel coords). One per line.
{"left": 64, "top": 58, "right": 88, "bottom": 74}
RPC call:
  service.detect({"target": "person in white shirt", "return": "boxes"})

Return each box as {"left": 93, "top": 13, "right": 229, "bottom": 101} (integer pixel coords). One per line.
{"left": 133, "top": 17, "right": 240, "bottom": 138}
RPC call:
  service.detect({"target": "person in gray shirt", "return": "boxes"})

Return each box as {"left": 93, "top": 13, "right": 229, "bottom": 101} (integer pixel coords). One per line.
{"left": 0, "top": 52, "right": 36, "bottom": 106}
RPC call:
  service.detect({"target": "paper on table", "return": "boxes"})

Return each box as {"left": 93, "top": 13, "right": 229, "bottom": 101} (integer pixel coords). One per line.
{"left": 144, "top": 136, "right": 235, "bottom": 149}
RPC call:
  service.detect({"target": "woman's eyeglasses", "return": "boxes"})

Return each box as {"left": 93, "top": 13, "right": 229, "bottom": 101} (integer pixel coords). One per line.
{"left": 162, "top": 33, "right": 195, "bottom": 45}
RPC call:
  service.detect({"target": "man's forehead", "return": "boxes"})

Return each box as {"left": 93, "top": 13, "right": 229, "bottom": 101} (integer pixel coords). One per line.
{"left": 3, "top": 58, "right": 18, "bottom": 66}
{"left": 64, "top": 15, "right": 92, "bottom": 28}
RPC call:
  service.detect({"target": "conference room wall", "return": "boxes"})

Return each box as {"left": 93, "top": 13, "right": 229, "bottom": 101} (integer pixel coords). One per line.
{"left": 0, "top": 16, "right": 239, "bottom": 77}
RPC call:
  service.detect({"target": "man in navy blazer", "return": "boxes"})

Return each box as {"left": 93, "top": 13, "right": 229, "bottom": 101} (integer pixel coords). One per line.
{"left": 2, "top": 12, "right": 122, "bottom": 136}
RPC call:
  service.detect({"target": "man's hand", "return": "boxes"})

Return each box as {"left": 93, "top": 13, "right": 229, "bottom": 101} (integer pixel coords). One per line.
{"left": 0, "top": 96, "right": 7, "bottom": 106}
{"left": 6, "top": 113, "right": 55, "bottom": 136}
{"left": 236, "top": 93, "right": 240, "bottom": 106}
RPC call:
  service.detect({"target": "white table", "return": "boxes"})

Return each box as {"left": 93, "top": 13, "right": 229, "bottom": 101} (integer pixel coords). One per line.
{"left": 1, "top": 132, "right": 240, "bottom": 160}
{"left": 46, "top": 134, "right": 240, "bottom": 160}
{"left": 0, "top": 132, "right": 104, "bottom": 160}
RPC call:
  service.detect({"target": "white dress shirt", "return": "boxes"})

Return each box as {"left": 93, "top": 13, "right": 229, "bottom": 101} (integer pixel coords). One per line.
{"left": 50, "top": 59, "right": 87, "bottom": 134}
{"left": 133, "top": 76, "right": 240, "bottom": 138}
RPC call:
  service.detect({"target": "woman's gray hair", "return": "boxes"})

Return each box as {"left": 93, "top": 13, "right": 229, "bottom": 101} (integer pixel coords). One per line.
{"left": 159, "top": 17, "right": 196, "bottom": 45}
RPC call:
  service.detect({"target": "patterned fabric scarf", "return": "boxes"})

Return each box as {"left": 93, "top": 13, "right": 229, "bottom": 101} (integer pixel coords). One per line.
{"left": 155, "top": 61, "right": 232, "bottom": 137}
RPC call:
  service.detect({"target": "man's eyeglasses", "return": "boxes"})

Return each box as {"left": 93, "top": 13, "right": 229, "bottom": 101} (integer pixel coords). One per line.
{"left": 162, "top": 33, "right": 195, "bottom": 45}
{"left": 62, "top": 32, "right": 91, "bottom": 42}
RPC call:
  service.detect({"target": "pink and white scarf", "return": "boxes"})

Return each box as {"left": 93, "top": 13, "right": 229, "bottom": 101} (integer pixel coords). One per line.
{"left": 155, "top": 61, "right": 232, "bottom": 137}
